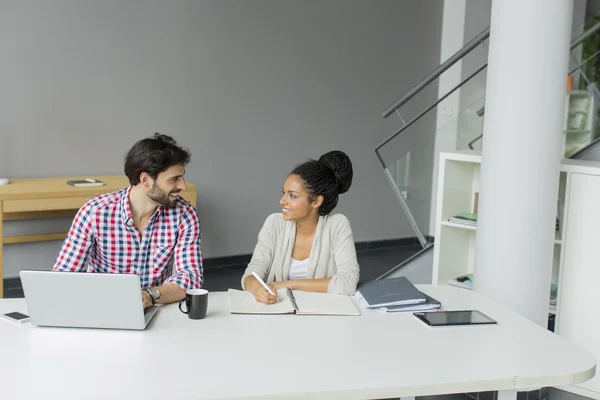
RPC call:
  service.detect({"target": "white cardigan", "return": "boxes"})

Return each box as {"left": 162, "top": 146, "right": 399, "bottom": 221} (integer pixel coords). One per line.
{"left": 241, "top": 213, "right": 360, "bottom": 295}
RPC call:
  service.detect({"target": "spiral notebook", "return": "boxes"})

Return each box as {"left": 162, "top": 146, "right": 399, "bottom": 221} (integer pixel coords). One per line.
{"left": 228, "top": 289, "right": 360, "bottom": 316}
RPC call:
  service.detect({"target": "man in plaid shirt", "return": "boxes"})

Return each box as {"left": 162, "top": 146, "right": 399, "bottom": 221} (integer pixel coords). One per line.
{"left": 53, "top": 133, "right": 203, "bottom": 308}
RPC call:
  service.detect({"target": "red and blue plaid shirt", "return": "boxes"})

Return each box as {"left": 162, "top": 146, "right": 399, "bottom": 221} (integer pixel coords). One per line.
{"left": 53, "top": 186, "right": 203, "bottom": 290}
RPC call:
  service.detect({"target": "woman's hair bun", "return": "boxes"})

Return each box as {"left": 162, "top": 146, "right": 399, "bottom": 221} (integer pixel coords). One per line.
{"left": 318, "top": 150, "right": 353, "bottom": 194}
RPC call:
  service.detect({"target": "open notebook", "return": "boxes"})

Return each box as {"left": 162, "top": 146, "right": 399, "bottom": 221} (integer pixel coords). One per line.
{"left": 228, "top": 288, "right": 360, "bottom": 316}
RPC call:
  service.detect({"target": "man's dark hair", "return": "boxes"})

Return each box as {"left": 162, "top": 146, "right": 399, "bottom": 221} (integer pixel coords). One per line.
{"left": 124, "top": 133, "right": 191, "bottom": 185}
{"left": 291, "top": 150, "right": 353, "bottom": 215}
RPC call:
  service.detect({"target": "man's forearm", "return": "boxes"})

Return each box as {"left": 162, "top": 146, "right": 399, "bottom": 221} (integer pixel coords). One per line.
{"left": 157, "top": 282, "right": 186, "bottom": 304}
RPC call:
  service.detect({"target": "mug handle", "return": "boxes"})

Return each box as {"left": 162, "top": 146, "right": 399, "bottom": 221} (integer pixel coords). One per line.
{"left": 178, "top": 297, "right": 190, "bottom": 314}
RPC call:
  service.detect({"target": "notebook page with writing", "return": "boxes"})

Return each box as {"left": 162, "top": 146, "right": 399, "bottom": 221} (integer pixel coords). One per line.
{"left": 291, "top": 290, "right": 360, "bottom": 316}
{"left": 228, "top": 289, "right": 295, "bottom": 314}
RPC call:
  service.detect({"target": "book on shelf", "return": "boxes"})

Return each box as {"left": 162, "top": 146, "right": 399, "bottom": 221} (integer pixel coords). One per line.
{"left": 66, "top": 179, "right": 105, "bottom": 187}
{"left": 355, "top": 277, "right": 426, "bottom": 308}
{"left": 379, "top": 292, "right": 441, "bottom": 312}
{"left": 448, "top": 213, "right": 477, "bottom": 226}
{"left": 228, "top": 289, "right": 360, "bottom": 316}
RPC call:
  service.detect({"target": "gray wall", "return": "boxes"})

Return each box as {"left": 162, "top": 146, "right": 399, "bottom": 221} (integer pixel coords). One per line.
{"left": 0, "top": 0, "right": 443, "bottom": 278}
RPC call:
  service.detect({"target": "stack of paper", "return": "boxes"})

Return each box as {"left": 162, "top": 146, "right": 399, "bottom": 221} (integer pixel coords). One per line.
{"left": 379, "top": 292, "right": 441, "bottom": 313}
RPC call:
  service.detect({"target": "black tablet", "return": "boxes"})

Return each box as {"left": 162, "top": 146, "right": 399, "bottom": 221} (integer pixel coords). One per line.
{"left": 413, "top": 310, "right": 497, "bottom": 326}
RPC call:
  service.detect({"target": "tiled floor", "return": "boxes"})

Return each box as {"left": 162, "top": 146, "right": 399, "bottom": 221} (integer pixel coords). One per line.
{"left": 2, "top": 245, "right": 593, "bottom": 400}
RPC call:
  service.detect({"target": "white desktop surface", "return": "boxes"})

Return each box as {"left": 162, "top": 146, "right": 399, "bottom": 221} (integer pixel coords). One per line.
{"left": 0, "top": 285, "right": 594, "bottom": 400}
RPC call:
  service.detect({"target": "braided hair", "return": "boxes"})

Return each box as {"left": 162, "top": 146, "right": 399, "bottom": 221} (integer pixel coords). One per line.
{"left": 291, "top": 150, "right": 353, "bottom": 215}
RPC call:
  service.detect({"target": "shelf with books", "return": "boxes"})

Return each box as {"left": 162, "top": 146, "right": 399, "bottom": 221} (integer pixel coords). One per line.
{"left": 440, "top": 221, "right": 477, "bottom": 231}
{"left": 436, "top": 154, "right": 481, "bottom": 225}
{"left": 433, "top": 152, "right": 480, "bottom": 287}
{"left": 432, "top": 151, "right": 566, "bottom": 319}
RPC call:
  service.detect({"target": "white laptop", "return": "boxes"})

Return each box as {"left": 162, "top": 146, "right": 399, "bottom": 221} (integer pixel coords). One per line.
{"left": 19, "top": 270, "right": 158, "bottom": 330}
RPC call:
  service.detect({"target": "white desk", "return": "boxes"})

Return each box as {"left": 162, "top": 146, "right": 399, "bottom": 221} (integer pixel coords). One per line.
{"left": 0, "top": 285, "right": 594, "bottom": 400}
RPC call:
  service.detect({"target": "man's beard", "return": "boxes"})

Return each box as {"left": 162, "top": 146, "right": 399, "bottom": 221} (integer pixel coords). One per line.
{"left": 147, "top": 182, "right": 180, "bottom": 207}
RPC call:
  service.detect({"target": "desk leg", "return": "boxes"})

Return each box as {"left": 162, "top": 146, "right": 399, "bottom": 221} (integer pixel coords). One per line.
{"left": 0, "top": 201, "right": 3, "bottom": 298}
{"left": 498, "top": 390, "right": 517, "bottom": 400}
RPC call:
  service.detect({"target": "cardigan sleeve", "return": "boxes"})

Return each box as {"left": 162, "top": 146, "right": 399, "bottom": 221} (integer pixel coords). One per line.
{"left": 241, "top": 214, "right": 279, "bottom": 291}
{"left": 327, "top": 215, "right": 360, "bottom": 295}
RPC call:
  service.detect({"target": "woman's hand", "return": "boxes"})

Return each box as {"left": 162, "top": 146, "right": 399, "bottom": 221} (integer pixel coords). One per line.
{"left": 253, "top": 284, "right": 279, "bottom": 305}
{"left": 244, "top": 274, "right": 281, "bottom": 305}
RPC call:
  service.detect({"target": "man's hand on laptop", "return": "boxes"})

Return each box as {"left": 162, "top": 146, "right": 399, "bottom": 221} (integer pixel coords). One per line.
{"left": 142, "top": 291, "right": 153, "bottom": 309}
{"left": 140, "top": 283, "right": 186, "bottom": 308}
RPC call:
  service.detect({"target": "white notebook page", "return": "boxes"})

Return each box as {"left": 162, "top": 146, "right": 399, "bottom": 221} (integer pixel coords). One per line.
{"left": 291, "top": 291, "right": 360, "bottom": 316}
{"left": 228, "top": 289, "right": 294, "bottom": 314}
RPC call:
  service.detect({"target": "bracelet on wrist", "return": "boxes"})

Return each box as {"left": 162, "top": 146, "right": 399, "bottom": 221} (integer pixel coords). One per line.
{"left": 144, "top": 288, "right": 157, "bottom": 306}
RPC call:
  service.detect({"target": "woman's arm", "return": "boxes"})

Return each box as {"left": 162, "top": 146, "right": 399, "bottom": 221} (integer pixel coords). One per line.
{"left": 241, "top": 214, "right": 280, "bottom": 304}
{"left": 327, "top": 215, "right": 360, "bottom": 295}
{"left": 272, "top": 278, "right": 331, "bottom": 293}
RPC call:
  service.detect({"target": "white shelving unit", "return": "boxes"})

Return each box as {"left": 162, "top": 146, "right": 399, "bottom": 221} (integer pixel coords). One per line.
{"left": 432, "top": 152, "right": 481, "bottom": 288}
{"left": 432, "top": 151, "right": 600, "bottom": 398}
{"left": 432, "top": 152, "right": 565, "bottom": 290}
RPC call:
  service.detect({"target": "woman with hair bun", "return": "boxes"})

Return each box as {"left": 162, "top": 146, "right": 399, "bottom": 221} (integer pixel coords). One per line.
{"left": 241, "top": 150, "right": 360, "bottom": 304}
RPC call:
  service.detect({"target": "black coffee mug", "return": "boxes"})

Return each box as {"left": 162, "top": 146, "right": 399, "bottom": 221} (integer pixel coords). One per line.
{"left": 179, "top": 289, "right": 208, "bottom": 320}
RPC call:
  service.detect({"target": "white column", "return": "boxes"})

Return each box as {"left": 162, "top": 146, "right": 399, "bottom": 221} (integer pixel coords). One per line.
{"left": 473, "top": 0, "right": 573, "bottom": 327}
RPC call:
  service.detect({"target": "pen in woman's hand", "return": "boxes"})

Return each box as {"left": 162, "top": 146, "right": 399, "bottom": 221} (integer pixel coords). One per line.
{"left": 252, "top": 272, "right": 277, "bottom": 296}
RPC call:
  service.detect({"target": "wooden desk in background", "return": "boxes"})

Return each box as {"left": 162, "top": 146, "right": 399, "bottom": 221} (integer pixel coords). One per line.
{"left": 0, "top": 176, "right": 197, "bottom": 298}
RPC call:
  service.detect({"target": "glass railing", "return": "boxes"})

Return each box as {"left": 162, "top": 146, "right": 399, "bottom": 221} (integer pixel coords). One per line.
{"left": 376, "top": 16, "right": 600, "bottom": 244}
{"left": 377, "top": 48, "right": 488, "bottom": 239}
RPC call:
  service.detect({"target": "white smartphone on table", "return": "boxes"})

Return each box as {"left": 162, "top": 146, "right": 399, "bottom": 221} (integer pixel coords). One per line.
{"left": 0, "top": 311, "right": 30, "bottom": 324}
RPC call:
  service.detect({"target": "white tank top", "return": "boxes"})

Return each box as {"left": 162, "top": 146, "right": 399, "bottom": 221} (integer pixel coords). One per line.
{"left": 288, "top": 257, "right": 310, "bottom": 280}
